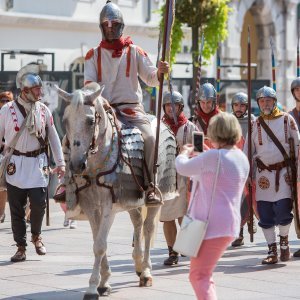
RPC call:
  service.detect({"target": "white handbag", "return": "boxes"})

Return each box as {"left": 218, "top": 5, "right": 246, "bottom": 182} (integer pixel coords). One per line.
{"left": 173, "top": 151, "right": 221, "bottom": 257}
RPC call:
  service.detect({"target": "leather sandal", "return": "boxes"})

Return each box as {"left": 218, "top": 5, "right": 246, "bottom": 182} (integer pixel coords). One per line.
{"left": 31, "top": 235, "right": 47, "bottom": 255}
{"left": 164, "top": 247, "right": 179, "bottom": 266}
{"left": 262, "top": 243, "right": 278, "bottom": 265}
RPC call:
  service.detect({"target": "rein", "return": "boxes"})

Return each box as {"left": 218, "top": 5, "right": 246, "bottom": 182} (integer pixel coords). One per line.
{"left": 67, "top": 102, "right": 146, "bottom": 201}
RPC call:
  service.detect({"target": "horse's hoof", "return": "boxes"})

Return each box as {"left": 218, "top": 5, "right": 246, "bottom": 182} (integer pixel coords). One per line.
{"left": 139, "top": 276, "right": 152, "bottom": 287}
{"left": 97, "top": 286, "right": 112, "bottom": 297}
{"left": 83, "top": 293, "right": 99, "bottom": 300}
{"left": 136, "top": 271, "right": 142, "bottom": 277}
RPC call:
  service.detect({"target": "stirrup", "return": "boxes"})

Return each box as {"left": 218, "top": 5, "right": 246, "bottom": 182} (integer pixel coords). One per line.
{"left": 53, "top": 184, "right": 66, "bottom": 202}
{"left": 145, "top": 183, "right": 163, "bottom": 207}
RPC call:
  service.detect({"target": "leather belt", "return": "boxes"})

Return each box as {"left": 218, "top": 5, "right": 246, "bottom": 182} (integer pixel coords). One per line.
{"left": 13, "top": 147, "right": 45, "bottom": 158}
{"left": 256, "top": 158, "right": 287, "bottom": 192}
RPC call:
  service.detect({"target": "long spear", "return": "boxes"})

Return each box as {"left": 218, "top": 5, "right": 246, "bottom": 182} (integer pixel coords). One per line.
{"left": 247, "top": 26, "right": 254, "bottom": 243}
{"left": 270, "top": 37, "right": 276, "bottom": 91}
{"left": 153, "top": 0, "right": 174, "bottom": 176}
{"left": 194, "top": 33, "right": 205, "bottom": 101}
{"left": 216, "top": 44, "right": 221, "bottom": 105}
{"left": 166, "top": 1, "right": 177, "bottom": 126}
{"left": 297, "top": 32, "right": 300, "bottom": 77}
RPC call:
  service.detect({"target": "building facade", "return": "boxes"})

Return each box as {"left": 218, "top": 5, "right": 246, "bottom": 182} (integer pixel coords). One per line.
{"left": 1, "top": 0, "right": 300, "bottom": 111}
{"left": 0, "top": 0, "right": 164, "bottom": 71}
{"left": 224, "top": 0, "right": 300, "bottom": 110}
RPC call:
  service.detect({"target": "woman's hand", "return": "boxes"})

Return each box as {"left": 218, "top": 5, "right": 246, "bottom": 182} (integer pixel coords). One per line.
{"left": 52, "top": 165, "right": 66, "bottom": 179}
{"left": 181, "top": 144, "right": 195, "bottom": 157}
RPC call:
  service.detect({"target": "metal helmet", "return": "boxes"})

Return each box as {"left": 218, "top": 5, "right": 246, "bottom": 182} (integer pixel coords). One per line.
{"left": 99, "top": 1, "right": 124, "bottom": 40}
{"left": 256, "top": 86, "right": 277, "bottom": 101}
{"left": 291, "top": 77, "right": 300, "bottom": 95}
{"left": 16, "top": 64, "right": 42, "bottom": 90}
{"left": 163, "top": 91, "right": 184, "bottom": 106}
{"left": 197, "top": 83, "right": 216, "bottom": 102}
{"left": 19, "top": 74, "right": 42, "bottom": 91}
{"left": 231, "top": 92, "right": 248, "bottom": 106}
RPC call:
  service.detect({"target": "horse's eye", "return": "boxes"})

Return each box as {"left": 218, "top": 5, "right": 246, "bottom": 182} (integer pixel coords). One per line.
{"left": 87, "top": 118, "right": 95, "bottom": 126}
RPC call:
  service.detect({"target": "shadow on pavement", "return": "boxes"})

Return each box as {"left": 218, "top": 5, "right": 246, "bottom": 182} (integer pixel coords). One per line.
{"left": 0, "top": 289, "right": 85, "bottom": 300}
{"left": 215, "top": 259, "right": 287, "bottom": 274}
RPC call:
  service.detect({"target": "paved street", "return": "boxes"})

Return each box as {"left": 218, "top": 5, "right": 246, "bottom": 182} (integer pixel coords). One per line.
{"left": 1, "top": 201, "right": 300, "bottom": 300}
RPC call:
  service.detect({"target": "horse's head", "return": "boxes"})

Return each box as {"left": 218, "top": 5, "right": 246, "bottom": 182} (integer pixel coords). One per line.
{"left": 56, "top": 82, "right": 107, "bottom": 174}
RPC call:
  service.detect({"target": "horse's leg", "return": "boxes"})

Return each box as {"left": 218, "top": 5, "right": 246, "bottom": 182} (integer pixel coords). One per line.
{"left": 84, "top": 201, "right": 115, "bottom": 299}
{"left": 140, "top": 206, "right": 160, "bottom": 287}
{"left": 128, "top": 208, "right": 143, "bottom": 276}
{"left": 83, "top": 207, "right": 101, "bottom": 300}
{"left": 97, "top": 253, "right": 112, "bottom": 296}
{"left": 97, "top": 206, "right": 117, "bottom": 297}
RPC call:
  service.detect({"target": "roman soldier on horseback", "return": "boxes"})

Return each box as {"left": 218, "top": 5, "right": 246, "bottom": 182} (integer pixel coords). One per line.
{"left": 84, "top": 0, "right": 169, "bottom": 207}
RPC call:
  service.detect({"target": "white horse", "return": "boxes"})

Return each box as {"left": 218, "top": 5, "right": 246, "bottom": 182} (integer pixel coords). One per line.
{"left": 56, "top": 83, "right": 177, "bottom": 299}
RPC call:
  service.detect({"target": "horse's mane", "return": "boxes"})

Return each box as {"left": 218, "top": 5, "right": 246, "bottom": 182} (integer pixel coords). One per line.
{"left": 71, "top": 90, "right": 85, "bottom": 108}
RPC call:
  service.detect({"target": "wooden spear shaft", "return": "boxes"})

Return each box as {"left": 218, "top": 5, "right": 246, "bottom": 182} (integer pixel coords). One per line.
{"left": 247, "top": 26, "right": 254, "bottom": 243}
{"left": 194, "top": 34, "right": 205, "bottom": 101}
{"left": 216, "top": 45, "right": 221, "bottom": 105}
{"left": 297, "top": 32, "right": 300, "bottom": 77}
{"left": 153, "top": 0, "right": 170, "bottom": 176}
{"left": 270, "top": 37, "right": 276, "bottom": 91}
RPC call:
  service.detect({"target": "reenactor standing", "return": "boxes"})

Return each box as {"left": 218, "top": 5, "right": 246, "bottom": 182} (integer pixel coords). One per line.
{"left": 0, "top": 65, "right": 65, "bottom": 262}
{"left": 289, "top": 78, "right": 300, "bottom": 128}
{"left": 160, "top": 91, "right": 198, "bottom": 265}
{"left": 244, "top": 86, "right": 299, "bottom": 264}
{"left": 289, "top": 77, "right": 300, "bottom": 257}
{"left": 190, "top": 83, "right": 220, "bottom": 138}
{"left": 230, "top": 92, "right": 257, "bottom": 247}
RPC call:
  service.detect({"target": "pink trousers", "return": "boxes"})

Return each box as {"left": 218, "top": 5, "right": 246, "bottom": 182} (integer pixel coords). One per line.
{"left": 189, "top": 236, "right": 233, "bottom": 300}
{"left": 60, "top": 203, "right": 67, "bottom": 213}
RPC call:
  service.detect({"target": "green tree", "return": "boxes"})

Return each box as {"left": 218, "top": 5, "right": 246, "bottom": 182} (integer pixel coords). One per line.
{"left": 160, "top": 0, "right": 231, "bottom": 97}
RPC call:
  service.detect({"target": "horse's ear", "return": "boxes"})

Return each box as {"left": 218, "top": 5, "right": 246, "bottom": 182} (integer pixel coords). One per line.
{"left": 85, "top": 85, "right": 105, "bottom": 105}
{"left": 55, "top": 85, "right": 72, "bottom": 102}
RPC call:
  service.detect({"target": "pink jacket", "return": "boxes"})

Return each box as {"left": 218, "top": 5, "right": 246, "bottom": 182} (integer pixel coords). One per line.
{"left": 175, "top": 149, "right": 249, "bottom": 239}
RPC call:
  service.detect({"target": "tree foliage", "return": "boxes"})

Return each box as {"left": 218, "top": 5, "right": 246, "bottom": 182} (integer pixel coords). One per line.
{"left": 160, "top": 0, "right": 231, "bottom": 64}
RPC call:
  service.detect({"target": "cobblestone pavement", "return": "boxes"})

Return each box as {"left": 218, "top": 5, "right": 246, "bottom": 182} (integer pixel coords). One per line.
{"left": 1, "top": 202, "right": 300, "bottom": 300}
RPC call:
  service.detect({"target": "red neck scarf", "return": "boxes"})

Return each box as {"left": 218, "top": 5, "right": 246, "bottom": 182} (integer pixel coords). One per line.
{"left": 100, "top": 36, "right": 133, "bottom": 57}
{"left": 194, "top": 106, "right": 220, "bottom": 134}
{"left": 162, "top": 112, "right": 188, "bottom": 135}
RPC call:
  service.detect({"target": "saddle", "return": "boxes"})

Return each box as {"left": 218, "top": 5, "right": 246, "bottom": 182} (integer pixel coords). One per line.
{"left": 60, "top": 109, "right": 177, "bottom": 212}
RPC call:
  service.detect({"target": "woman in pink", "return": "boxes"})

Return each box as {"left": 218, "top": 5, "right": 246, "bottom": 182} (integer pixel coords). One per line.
{"left": 175, "top": 112, "right": 249, "bottom": 300}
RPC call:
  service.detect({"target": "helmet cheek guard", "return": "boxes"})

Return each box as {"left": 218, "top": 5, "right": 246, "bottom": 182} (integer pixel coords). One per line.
{"left": 256, "top": 86, "right": 277, "bottom": 114}
{"left": 196, "top": 83, "right": 216, "bottom": 105}
{"left": 291, "top": 77, "right": 300, "bottom": 100}
{"left": 231, "top": 92, "right": 248, "bottom": 117}
{"left": 162, "top": 91, "right": 184, "bottom": 115}
{"left": 99, "top": 1, "right": 124, "bottom": 40}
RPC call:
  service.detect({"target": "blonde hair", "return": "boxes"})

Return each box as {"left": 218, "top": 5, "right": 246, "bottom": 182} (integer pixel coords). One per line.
{"left": 207, "top": 112, "right": 242, "bottom": 145}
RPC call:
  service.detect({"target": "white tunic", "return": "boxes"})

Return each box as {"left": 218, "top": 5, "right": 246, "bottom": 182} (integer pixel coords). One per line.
{"left": 191, "top": 117, "right": 206, "bottom": 134}
{"left": 84, "top": 45, "right": 159, "bottom": 114}
{"left": 160, "top": 120, "right": 198, "bottom": 221}
{"left": 244, "top": 113, "right": 299, "bottom": 202}
{"left": 0, "top": 100, "right": 65, "bottom": 189}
